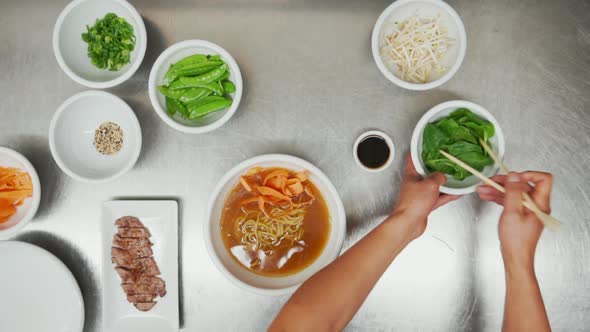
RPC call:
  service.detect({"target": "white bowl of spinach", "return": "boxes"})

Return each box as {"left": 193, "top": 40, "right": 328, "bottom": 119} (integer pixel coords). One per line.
{"left": 410, "top": 100, "right": 505, "bottom": 195}
{"left": 148, "top": 40, "right": 243, "bottom": 134}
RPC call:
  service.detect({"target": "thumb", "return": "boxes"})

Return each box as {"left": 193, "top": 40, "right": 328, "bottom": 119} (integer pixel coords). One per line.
{"left": 427, "top": 172, "right": 446, "bottom": 186}
{"left": 503, "top": 172, "right": 526, "bottom": 215}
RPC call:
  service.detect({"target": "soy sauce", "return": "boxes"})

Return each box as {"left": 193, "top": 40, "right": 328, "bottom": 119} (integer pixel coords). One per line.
{"left": 357, "top": 135, "right": 390, "bottom": 169}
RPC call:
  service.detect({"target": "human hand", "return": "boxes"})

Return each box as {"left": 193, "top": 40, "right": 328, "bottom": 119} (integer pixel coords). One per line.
{"left": 390, "top": 154, "right": 461, "bottom": 241}
{"left": 477, "top": 171, "right": 553, "bottom": 271}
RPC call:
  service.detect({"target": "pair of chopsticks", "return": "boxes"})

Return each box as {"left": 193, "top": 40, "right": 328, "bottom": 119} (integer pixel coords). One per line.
{"left": 439, "top": 140, "right": 560, "bottom": 229}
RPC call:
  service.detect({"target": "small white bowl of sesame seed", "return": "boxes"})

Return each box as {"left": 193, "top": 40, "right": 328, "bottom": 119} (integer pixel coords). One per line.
{"left": 49, "top": 90, "right": 142, "bottom": 183}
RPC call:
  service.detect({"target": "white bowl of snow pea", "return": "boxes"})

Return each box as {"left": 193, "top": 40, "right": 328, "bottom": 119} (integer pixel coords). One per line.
{"left": 148, "top": 40, "right": 243, "bottom": 134}
{"left": 410, "top": 100, "right": 505, "bottom": 195}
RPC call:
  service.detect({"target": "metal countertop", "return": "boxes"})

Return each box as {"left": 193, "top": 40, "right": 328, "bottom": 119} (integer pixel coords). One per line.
{"left": 1, "top": 0, "right": 589, "bottom": 331}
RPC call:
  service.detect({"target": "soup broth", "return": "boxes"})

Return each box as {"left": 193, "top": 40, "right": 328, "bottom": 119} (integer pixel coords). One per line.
{"left": 220, "top": 167, "right": 331, "bottom": 277}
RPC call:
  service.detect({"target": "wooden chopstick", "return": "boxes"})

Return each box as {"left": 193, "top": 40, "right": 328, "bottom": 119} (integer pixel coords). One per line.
{"left": 439, "top": 149, "right": 560, "bottom": 229}
{"left": 478, "top": 139, "right": 560, "bottom": 229}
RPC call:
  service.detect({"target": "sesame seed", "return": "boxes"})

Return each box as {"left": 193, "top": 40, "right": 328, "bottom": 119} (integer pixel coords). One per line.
{"left": 94, "top": 122, "right": 124, "bottom": 155}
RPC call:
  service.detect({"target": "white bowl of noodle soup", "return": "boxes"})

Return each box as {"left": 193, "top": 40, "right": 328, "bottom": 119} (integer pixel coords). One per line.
{"left": 205, "top": 154, "right": 346, "bottom": 295}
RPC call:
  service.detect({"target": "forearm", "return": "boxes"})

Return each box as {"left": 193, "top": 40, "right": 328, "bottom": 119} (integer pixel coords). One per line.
{"left": 503, "top": 263, "right": 550, "bottom": 332}
{"left": 269, "top": 215, "right": 413, "bottom": 332}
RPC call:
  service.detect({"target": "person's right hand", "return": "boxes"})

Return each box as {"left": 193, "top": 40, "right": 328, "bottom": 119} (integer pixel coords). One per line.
{"left": 476, "top": 171, "right": 553, "bottom": 270}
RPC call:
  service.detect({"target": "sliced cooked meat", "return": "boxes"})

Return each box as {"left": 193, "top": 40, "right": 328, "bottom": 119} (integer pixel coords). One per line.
{"left": 115, "top": 267, "right": 142, "bottom": 284}
{"left": 127, "top": 294, "right": 156, "bottom": 303}
{"left": 134, "top": 302, "right": 157, "bottom": 312}
{"left": 122, "top": 283, "right": 166, "bottom": 297}
{"left": 116, "top": 257, "right": 161, "bottom": 276}
{"left": 112, "top": 246, "right": 153, "bottom": 261}
{"left": 112, "top": 216, "right": 166, "bottom": 312}
{"left": 112, "top": 235, "right": 152, "bottom": 250}
{"left": 115, "top": 216, "right": 144, "bottom": 228}
{"left": 127, "top": 275, "right": 166, "bottom": 288}
{"left": 117, "top": 227, "right": 151, "bottom": 238}
{"left": 112, "top": 256, "right": 134, "bottom": 267}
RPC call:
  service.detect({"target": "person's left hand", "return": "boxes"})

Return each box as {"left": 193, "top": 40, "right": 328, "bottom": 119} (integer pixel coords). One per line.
{"left": 390, "top": 154, "right": 462, "bottom": 241}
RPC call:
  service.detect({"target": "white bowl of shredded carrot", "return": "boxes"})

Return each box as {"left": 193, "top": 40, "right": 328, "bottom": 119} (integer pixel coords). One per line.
{"left": 0, "top": 147, "right": 41, "bottom": 239}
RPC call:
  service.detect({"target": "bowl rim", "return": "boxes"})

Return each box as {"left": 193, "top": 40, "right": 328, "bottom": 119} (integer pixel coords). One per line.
{"left": 148, "top": 39, "right": 243, "bottom": 134}
{"left": 410, "top": 100, "right": 506, "bottom": 195}
{"left": 371, "top": 0, "right": 467, "bottom": 91}
{"left": 52, "top": 0, "right": 147, "bottom": 89}
{"left": 0, "top": 147, "right": 42, "bottom": 239}
{"left": 48, "top": 90, "right": 142, "bottom": 183}
{"left": 352, "top": 130, "right": 395, "bottom": 172}
{"left": 203, "top": 154, "right": 346, "bottom": 295}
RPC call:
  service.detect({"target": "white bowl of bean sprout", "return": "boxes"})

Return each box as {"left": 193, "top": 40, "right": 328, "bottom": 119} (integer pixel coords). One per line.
{"left": 49, "top": 90, "right": 142, "bottom": 183}
{"left": 372, "top": 0, "right": 467, "bottom": 90}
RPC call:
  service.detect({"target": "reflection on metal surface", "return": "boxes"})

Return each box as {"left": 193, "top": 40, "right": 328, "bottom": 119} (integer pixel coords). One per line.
{"left": 1, "top": 0, "right": 589, "bottom": 331}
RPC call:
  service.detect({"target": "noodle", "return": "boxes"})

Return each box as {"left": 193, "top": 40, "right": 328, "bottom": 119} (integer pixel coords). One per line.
{"left": 221, "top": 167, "right": 331, "bottom": 276}
{"left": 235, "top": 206, "right": 306, "bottom": 252}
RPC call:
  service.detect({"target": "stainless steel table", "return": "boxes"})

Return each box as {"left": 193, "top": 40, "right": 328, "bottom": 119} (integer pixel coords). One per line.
{"left": 1, "top": 0, "right": 589, "bottom": 331}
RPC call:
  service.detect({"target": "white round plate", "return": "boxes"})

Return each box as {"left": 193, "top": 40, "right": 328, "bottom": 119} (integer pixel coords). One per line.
{"left": 0, "top": 147, "right": 41, "bottom": 239}
{"left": 372, "top": 0, "right": 467, "bottom": 90}
{"left": 49, "top": 90, "right": 142, "bottom": 183}
{"left": 148, "top": 40, "right": 243, "bottom": 134}
{"left": 53, "top": 0, "right": 147, "bottom": 88}
{"left": 0, "top": 241, "right": 84, "bottom": 332}
{"left": 204, "top": 154, "right": 346, "bottom": 295}
{"left": 410, "top": 100, "right": 505, "bottom": 195}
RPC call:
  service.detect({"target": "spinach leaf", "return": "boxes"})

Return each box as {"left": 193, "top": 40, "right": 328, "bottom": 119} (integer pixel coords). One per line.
{"left": 423, "top": 123, "right": 450, "bottom": 153}
{"left": 422, "top": 108, "right": 496, "bottom": 180}
{"left": 435, "top": 118, "right": 477, "bottom": 144}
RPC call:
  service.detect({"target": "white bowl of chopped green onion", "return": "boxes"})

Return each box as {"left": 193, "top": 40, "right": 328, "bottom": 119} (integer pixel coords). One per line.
{"left": 148, "top": 40, "right": 243, "bottom": 134}
{"left": 372, "top": 0, "right": 466, "bottom": 90}
{"left": 53, "top": 0, "right": 147, "bottom": 89}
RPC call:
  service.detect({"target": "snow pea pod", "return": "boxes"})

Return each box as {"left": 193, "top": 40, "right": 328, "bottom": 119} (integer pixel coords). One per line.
{"left": 189, "top": 98, "right": 232, "bottom": 119}
{"left": 166, "top": 97, "right": 188, "bottom": 117}
{"left": 178, "top": 88, "right": 212, "bottom": 104}
{"left": 158, "top": 86, "right": 187, "bottom": 99}
{"left": 186, "top": 96, "right": 226, "bottom": 111}
{"left": 166, "top": 80, "right": 222, "bottom": 95}
{"left": 163, "top": 61, "right": 222, "bottom": 86}
{"left": 169, "top": 64, "right": 227, "bottom": 90}
{"left": 171, "top": 54, "right": 207, "bottom": 70}
{"left": 221, "top": 81, "right": 236, "bottom": 93}
{"left": 218, "top": 71, "right": 230, "bottom": 81}
{"left": 207, "top": 54, "right": 221, "bottom": 62}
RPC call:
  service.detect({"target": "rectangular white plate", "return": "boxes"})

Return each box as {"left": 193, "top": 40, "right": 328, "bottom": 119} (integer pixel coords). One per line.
{"left": 102, "top": 200, "right": 179, "bottom": 332}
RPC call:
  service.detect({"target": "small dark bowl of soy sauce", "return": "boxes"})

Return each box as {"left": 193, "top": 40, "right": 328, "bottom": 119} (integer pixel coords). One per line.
{"left": 353, "top": 131, "right": 394, "bottom": 172}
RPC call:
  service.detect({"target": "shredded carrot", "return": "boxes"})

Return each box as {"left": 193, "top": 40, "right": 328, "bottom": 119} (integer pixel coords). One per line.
{"left": 239, "top": 176, "right": 252, "bottom": 192}
{"left": 287, "top": 181, "right": 304, "bottom": 196}
{"left": 0, "top": 199, "right": 16, "bottom": 217}
{"left": 263, "top": 169, "right": 289, "bottom": 185}
{"left": 304, "top": 186, "right": 315, "bottom": 199}
{"left": 258, "top": 197, "right": 269, "bottom": 217}
{"left": 240, "top": 196, "right": 261, "bottom": 206}
{"left": 238, "top": 167, "right": 316, "bottom": 216}
{"left": 294, "top": 171, "right": 308, "bottom": 182}
{"left": 266, "top": 176, "right": 283, "bottom": 190}
{"left": 245, "top": 167, "right": 263, "bottom": 176}
{"left": 257, "top": 186, "right": 290, "bottom": 201}
{"left": 0, "top": 167, "right": 33, "bottom": 223}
